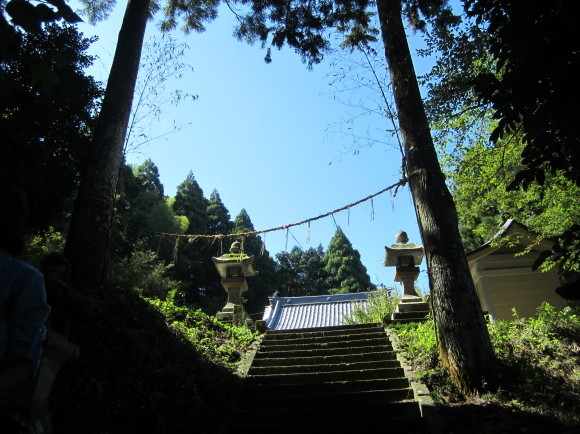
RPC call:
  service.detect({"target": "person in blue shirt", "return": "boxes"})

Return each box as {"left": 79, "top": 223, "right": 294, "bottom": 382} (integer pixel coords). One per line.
{"left": 0, "top": 182, "right": 50, "bottom": 399}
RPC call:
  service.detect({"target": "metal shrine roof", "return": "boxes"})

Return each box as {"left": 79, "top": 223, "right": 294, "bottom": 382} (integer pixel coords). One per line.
{"left": 262, "top": 292, "right": 373, "bottom": 330}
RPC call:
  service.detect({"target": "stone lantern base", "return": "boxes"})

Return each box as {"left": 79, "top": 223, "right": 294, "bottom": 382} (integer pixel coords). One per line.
{"left": 217, "top": 303, "right": 246, "bottom": 326}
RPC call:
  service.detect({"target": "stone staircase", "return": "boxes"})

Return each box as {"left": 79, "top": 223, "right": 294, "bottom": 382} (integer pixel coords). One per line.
{"left": 228, "top": 323, "right": 429, "bottom": 433}
{"left": 391, "top": 296, "right": 431, "bottom": 324}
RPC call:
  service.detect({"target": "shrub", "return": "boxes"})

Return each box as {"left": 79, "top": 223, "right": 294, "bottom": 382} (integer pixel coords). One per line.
{"left": 344, "top": 288, "right": 400, "bottom": 324}
{"left": 108, "top": 250, "right": 183, "bottom": 299}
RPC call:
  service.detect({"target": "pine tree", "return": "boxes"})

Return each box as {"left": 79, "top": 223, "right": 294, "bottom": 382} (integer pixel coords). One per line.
{"left": 173, "top": 171, "right": 209, "bottom": 235}
{"left": 323, "top": 227, "right": 373, "bottom": 294}
{"left": 207, "top": 189, "right": 233, "bottom": 236}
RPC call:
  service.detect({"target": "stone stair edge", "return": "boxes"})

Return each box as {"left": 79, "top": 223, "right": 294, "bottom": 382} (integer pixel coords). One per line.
{"left": 385, "top": 327, "right": 436, "bottom": 419}
{"left": 249, "top": 359, "right": 402, "bottom": 375}
{"left": 254, "top": 345, "right": 394, "bottom": 359}
{"left": 239, "top": 387, "right": 415, "bottom": 407}
{"left": 252, "top": 351, "right": 398, "bottom": 366}
{"left": 262, "top": 330, "right": 388, "bottom": 344}
{"left": 265, "top": 322, "right": 382, "bottom": 335}
{"left": 246, "top": 366, "right": 406, "bottom": 384}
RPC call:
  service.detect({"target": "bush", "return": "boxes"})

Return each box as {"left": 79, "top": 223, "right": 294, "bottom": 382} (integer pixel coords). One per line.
{"left": 147, "top": 297, "right": 257, "bottom": 369}
{"left": 391, "top": 303, "right": 580, "bottom": 425}
{"left": 22, "top": 227, "right": 66, "bottom": 267}
{"left": 108, "top": 250, "right": 183, "bottom": 299}
{"left": 344, "top": 288, "right": 400, "bottom": 324}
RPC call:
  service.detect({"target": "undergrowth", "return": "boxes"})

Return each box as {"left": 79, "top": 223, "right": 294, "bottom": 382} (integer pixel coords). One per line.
{"left": 50, "top": 285, "right": 258, "bottom": 433}
{"left": 391, "top": 303, "right": 580, "bottom": 432}
{"left": 344, "top": 288, "right": 400, "bottom": 325}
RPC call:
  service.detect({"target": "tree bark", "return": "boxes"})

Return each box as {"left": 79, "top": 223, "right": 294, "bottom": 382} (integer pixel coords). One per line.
{"left": 65, "top": 0, "right": 151, "bottom": 289}
{"left": 376, "top": 0, "right": 496, "bottom": 393}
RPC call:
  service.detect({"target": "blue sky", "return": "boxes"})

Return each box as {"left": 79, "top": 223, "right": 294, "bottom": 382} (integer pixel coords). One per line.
{"left": 73, "top": 2, "right": 435, "bottom": 292}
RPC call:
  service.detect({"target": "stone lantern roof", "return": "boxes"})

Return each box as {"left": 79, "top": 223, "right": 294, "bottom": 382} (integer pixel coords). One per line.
{"left": 384, "top": 230, "right": 424, "bottom": 267}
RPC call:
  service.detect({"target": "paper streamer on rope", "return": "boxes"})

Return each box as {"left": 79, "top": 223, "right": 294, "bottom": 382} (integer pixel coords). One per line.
{"left": 118, "top": 175, "right": 422, "bottom": 245}
{"left": 172, "top": 238, "right": 179, "bottom": 263}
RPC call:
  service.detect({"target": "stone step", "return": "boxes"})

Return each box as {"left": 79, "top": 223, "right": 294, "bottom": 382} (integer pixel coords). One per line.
{"left": 392, "top": 311, "right": 430, "bottom": 320}
{"left": 249, "top": 358, "right": 401, "bottom": 375}
{"left": 265, "top": 323, "right": 382, "bottom": 338}
{"left": 234, "top": 400, "right": 422, "bottom": 424}
{"left": 238, "top": 387, "right": 415, "bottom": 410}
{"left": 262, "top": 329, "right": 387, "bottom": 345}
{"left": 254, "top": 343, "right": 394, "bottom": 359}
{"left": 397, "top": 301, "right": 430, "bottom": 312}
{"left": 246, "top": 366, "right": 406, "bottom": 385}
{"left": 241, "top": 377, "right": 411, "bottom": 397}
{"left": 400, "top": 296, "right": 425, "bottom": 303}
{"left": 259, "top": 336, "right": 391, "bottom": 352}
{"left": 251, "top": 349, "right": 398, "bottom": 367}
{"left": 230, "top": 416, "right": 428, "bottom": 433}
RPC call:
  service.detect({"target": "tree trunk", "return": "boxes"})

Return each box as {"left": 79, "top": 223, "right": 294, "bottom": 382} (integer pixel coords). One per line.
{"left": 376, "top": 0, "right": 496, "bottom": 393}
{"left": 65, "top": 0, "right": 151, "bottom": 289}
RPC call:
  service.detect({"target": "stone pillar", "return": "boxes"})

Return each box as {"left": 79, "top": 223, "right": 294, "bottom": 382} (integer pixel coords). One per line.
{"left": 395, "top": 265, "right": 421, "bottom": 298}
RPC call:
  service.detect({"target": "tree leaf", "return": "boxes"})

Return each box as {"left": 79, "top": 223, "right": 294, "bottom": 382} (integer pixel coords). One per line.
{"left": 532, "top": 250, "right": 552, "bottom": 272}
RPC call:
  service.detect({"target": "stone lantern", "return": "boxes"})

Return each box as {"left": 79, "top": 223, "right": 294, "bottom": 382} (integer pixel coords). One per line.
{"left": 384, "top": 230, "right": 424, "bottom": 298}
{"left": 212, "top": 241, "right": 257, "bottom": 325}
{"left": 384, "top": 231, "right": 430, "bottom": 323}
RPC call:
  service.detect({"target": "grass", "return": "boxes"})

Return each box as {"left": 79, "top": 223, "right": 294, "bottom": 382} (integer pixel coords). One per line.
{"left": 391, "top": 303, "right": 580, "bottom": 433}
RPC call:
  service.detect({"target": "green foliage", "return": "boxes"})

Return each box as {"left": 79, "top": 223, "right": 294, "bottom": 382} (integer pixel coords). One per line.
{"left": 22, "top": 227, "right": 66, "bottom": 267}
{"left": 276, "top": 245, "right": 329, "bottom": 297}
{"left": 465, "top": 1, "right": 580, "bottom": 188}
{"left": 438, "top": 126, "right": 580, "bottom": 267}
{"left": 323, "top": 227, "right": 374, "bottom": 294}
{"left": 114, "top": 161, "right": 186, "bottom": 265}
{"left": 392, "top": 303, "right": 580, "bottom": 424}
{"left": 173, "top": 171, "right": 209, "bottom": 235}
{"left": 3, "top": 0, "right": 82, "bottom": 34}
{"left": 147, "top": 297, "right": 257, "bottom": 368}
{"left": 108, "top": 249, "right": 183, "bottom": 299}
{"left": 487, "top": 304, "right": 580, "bottom": 409}
{"left": 423, "top": 4, "right": 580, "bottom": 270}
{"left": 344, "top": 288, "right": 400, "bottom": 324}
{"left": 232, "top": 0, "right": 377, "bottom": 66}
{"left": 0, "top": 23, "right": 102, "bottom": 232}
{"left": 50, "top": 284, "right": 256, "bottom": 433}
{"left": 207, "top": 189, "right": 233, "bottom": 237}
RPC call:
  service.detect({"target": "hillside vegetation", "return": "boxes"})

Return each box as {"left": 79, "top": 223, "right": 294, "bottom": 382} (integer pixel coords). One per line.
{"left": 392, "top": 303, "right": 580, "bottom": 433}
{"left": 50, "top": 286, "right": 258, "bottom": 433}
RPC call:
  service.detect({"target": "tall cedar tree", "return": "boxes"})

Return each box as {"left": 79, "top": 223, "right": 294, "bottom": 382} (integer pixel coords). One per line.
{"left": 234, "top": 0, "right": 496, "bottom": 392}
{"left": 115, "top": 160, "right": 183, "bottom": 262}
{"left": 170, "top": 171, "right": 210, "bottom": 305}
{"left": 207, "top": 189, "right": 234, "bottom": 238}
{"left": 276, "top": 245, "right": 329, "bottom": 296}
{"left": 323, "top": 227, "right": 372, "bottom": 294}
{"left": 173, "top": 171, "right": 209, "bottom": 235}
{"left": 65, "top": 0, "right": 220, "bottom": 288}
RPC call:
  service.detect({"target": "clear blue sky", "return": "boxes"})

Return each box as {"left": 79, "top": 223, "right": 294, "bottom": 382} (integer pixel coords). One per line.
{"left": 73, "top": 1, "right": 436, "bottom": 292}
